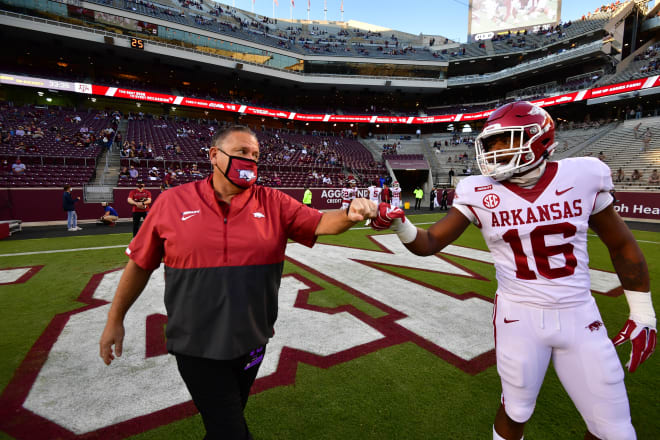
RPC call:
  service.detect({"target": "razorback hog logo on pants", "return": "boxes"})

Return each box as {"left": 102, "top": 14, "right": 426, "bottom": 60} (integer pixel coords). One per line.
{"left": 0, "top": 235, "right": 623, "bottom": 439}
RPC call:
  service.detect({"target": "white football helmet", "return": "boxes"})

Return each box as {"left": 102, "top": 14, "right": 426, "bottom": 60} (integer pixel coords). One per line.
{"left": 475, "top": 101, "right": 557, "bottom": 181}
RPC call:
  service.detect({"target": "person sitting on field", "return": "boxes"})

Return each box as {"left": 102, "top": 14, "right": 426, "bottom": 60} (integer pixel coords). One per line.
{"left": 99, "top": 202, "right": 119, "bottom": 226}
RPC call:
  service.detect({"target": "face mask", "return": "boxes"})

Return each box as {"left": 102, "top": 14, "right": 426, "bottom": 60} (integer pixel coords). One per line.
{"left": 215, "top": 149, "right": 258, "bottom": 189}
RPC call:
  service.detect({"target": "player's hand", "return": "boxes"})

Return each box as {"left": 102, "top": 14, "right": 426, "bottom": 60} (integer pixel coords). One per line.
{"left": 612, "top": 319, "right": 656, "bottom": 373}
{"left": 371, "top": 203, "right": 406, "bottom": 231}
{"left": 347, "top": 198, "right": 377, "bottom": 222}
{"left": 99, "top": 321, "right": 125, "bottom": 365}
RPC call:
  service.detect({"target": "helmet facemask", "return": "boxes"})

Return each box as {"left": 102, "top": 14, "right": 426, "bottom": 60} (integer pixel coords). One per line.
{"left": 476, "top": 124, "right": 545, "bottom": 181}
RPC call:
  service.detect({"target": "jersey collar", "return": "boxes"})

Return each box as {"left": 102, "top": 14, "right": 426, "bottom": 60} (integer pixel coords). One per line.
{"left": 499, "top": 161, "right": 558, "bottom": 204}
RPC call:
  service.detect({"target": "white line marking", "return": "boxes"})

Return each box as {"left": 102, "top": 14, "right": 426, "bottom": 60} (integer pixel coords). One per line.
{"left": 0, "top": 226, "right": 656, "bottom": 258}
{"left": 0, "top": 245, "right": 127, "bottom": 258}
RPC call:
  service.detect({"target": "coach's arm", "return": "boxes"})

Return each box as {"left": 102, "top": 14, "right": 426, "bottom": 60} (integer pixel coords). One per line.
{"left": 99, "top": 260, "right": 153, "bottom": 365}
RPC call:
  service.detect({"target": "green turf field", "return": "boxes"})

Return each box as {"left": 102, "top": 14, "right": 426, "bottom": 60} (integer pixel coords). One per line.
{"left": 0, "top": 213, "right": 658, "bottom": 439}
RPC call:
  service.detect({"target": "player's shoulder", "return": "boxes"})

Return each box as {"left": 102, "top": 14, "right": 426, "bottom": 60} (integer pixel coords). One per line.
{"left": 455, "top": 175, "right": 494, "bottom": 192}
{"left": 556, "top": 157, "right": 611, "bottom": 179}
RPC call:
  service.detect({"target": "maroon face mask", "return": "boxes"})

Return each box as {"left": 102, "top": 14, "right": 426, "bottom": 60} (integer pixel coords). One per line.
{"left": 215, "top": 149, "right": 258, "bottom": 189}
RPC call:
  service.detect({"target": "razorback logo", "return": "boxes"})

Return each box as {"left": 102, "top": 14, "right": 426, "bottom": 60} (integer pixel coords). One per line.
{"left": 0, "top": 236, "right": 624, "bottom": 439}
{"left": 586, "top": 320, "right": 604, "bottom": 332}
{"left": 238, "top": 169, "right": 256, "bottom": 182}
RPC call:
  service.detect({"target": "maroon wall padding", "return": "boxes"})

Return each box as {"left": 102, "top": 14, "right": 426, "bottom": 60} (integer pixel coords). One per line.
{"left": 0, "top": 187, "right": 161, "bottom": 223}
{"left": 0, "top": 222, "right": 9, "bottom": 239}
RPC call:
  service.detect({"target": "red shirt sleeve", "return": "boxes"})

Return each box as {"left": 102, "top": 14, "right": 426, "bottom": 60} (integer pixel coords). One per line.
{"left": 275, "top": 189, "right": 322, "bottom": 248}
{"left": 126, "top": 192, "right": 165, "bottom": 270}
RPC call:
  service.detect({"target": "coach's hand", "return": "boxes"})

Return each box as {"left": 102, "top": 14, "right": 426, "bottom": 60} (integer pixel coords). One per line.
{"left": 100, "top": 321, "right": 125, "bottom": 365}
{"left": 347, "top": 198, "right": 377, "bottom": 222}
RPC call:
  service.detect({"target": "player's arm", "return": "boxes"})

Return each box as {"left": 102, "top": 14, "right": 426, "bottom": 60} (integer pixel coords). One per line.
{"left": 315, "top": 198, "right": 376, "bottom": 235}
{"left": 99, "top": 260, "right": 153, "bottom": 365}
{"left": 589, "top": 204, "right": 649, "bottom": 291}
{"left": 371, "top": 204, "right": 470, "bottom": 256}
{"left": 127, "top": 194, "right": 137, "bottom": 206}
{"left": 409, "top": 208, "right": 471, "bottom": 255}
{"left": 589, "top": 204, "right": 656, "bottom": 372}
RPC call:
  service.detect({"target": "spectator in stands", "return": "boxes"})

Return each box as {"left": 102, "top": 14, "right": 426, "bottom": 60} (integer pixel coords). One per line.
{"left": 615, "top": 168, "right": 625, "bottom": 183}
{"left": 129, "top": 165, "right": 139, "bottom": 179}
{"left": 163, "top": 169, "right": 178, "bottom": 189}
{"left": 448, "top": 168, "right": 455, "bottom": 183}
{"left": 597, "top": 151, "right": 607, "bottom": 162}
{"left": 148, "top": 167, "right": 159, "bottom": 181}
{"left": 63, "top": 185, "right": 82, "bottom": 232}
{"left": 191, "top": 164, "right": 202, "bottom": 177}
{"left": 322, "top": 175, "right": 332, "bottom": 185}
{"left": 648, "top": 170, "right": 659, "bottom": 186}
{"left": 11, "top": 158, "right": 26, "bottom": 175}
{"left": 99, "top": 202, "right": 119, "bottom": 226}
{"left": 631, "top": 169, "right": 643, "bottom": 182}
{"left": 642, "top": 128, "right": 652, "bottom": 152}
{"left": 119, "top": 166, "right": 129, "bottom": 179}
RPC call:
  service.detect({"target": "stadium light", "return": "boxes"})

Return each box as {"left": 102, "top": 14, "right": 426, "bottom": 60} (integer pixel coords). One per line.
{"left": 46, "top": 98, "right": 52, "bottom": 102}
{"left": 37, "top": 91, "right": 44, "bottom": 96}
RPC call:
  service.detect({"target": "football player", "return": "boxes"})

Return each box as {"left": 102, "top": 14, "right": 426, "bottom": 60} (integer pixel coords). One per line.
{"left": 371, "top": 101, "right": 656, "bottom": 440}
{"left": 367, "top": 182, "right": 382, "bottom": 205}
{"left": 391, "top": 181, "right": 402, "bottom": 208}
{"left": 341, "top": 180, "right": 357, "bottom": 211}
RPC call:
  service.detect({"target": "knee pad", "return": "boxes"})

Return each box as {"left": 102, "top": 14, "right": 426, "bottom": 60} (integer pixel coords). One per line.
{"left": 502, "top": 400, "right": 534, "bottom": 424}
{"left": 586, "top": 419, "right": 636, "bottom": 440}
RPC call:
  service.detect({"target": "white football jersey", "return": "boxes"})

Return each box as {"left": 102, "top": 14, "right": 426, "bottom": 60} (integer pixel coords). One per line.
{"left": 453, "top": 158, "right": 614, "bottom": 308}
{"left": 391, "top": 187, "right": 402, "bottom": 205}
{"left": 342, "top": 187, "right": 357, "bottom": 202}
{"left": 368, "top": 186, "right": 382, "bottom": 203}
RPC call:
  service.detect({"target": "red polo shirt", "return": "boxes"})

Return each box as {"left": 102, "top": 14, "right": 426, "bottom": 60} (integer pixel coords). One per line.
{"left": 127, "top": 177, "right": 323, "bottom": 359}
{"left": 128, "top": 188, "right": 152, "bottom": 213}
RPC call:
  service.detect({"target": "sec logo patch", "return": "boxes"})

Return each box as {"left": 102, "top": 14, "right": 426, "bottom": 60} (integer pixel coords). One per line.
{"left": 482, "top": 193, "right": 500, "bottom": 209}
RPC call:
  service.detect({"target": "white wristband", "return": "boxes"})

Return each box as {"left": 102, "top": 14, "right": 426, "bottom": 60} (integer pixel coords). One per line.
{"left": 624, "top": 290, "right": 656, "bottom": 328}
{"left": 392, "top": 217, "right": 417, "bottom": 244}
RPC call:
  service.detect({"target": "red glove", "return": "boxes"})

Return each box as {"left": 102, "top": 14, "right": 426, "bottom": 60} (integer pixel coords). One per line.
{"left": 612, "top": 319, "right": 656, "bottom": 373}
{"left": 371, "top": 203, "right": 406, "bottom": 231}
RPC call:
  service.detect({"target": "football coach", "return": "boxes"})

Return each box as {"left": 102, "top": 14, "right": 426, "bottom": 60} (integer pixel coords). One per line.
{"left": 99, "top": 125, "right": 377, "bottom": 439}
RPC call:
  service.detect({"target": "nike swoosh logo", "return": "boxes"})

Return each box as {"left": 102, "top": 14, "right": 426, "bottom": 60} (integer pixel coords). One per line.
{"left": 181, "top": 214, "right": 198, "bottom": 221}
{"left": 555, "top": 187, "right": 574, "bottom": 196}
{"left": 503, "top": 318, "right": 519, "bottom": 324}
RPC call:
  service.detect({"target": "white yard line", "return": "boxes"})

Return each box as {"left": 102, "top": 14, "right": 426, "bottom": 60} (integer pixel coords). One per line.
{"left": 0, "top": 245, "right": 127, "bottom": 258}
{"left": 0, "top": 228, "right": 656, "bottom": 258}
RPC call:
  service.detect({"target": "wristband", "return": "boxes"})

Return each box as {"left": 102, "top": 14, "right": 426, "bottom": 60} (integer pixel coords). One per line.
{"left": 624, "top": 290, "right": 656, "bottom": 328}
{"left": 392, "top": 218, "right": 417, "bottom": 244}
